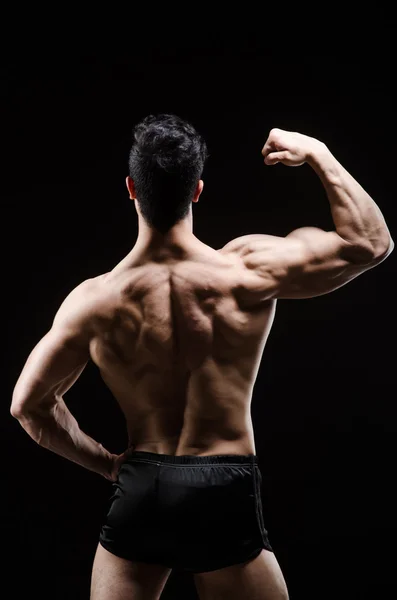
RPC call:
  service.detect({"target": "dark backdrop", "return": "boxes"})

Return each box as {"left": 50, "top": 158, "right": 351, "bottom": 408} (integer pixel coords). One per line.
{"left": 3, "top": 23, "right": 396, "bottom": 600}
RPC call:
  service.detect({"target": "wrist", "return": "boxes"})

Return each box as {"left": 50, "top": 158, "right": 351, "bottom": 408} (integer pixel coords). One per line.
{"left": 306, "top": 142, "right": 342, "bottom": 186}
{"left": 306, "top": 140, "right": 330, "bottom": 167}
{"left": 101, "top": 448, "right": 116, "bottom": 480}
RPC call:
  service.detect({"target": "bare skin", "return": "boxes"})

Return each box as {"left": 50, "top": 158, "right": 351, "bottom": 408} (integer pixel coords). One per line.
{"left": 11, "top": 128, "right": 393, "bottom": 599}
{"left": 88, "top": 235, "right": 275, "bottom": 458}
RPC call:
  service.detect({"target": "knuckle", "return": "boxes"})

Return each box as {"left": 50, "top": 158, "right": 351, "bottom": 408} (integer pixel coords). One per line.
{"left": 269, "top": 127, "right": 280, "bottom": 137}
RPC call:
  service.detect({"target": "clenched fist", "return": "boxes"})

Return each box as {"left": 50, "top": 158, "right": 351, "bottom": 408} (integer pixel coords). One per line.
{"left": 262, "top": 128, "right": 325, "bottom": 167}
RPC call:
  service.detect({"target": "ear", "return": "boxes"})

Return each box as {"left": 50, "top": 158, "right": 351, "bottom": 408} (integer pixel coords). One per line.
{"left": 192, "top": 180, "right": 204, "bottom": 203}
{"left": 126, "top": 176, "right": 136, "bottom": 200}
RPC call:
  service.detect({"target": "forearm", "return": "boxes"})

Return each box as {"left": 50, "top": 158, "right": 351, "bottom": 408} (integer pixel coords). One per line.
{"left": 14, "top": 397, "right": 114, "bottom": 479}
{"left": 308, "top": 144, "right": 393, "bottom": 260}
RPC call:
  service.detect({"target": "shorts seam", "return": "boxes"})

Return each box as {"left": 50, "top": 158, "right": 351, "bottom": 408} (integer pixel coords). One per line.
{"left": 252, "top": 465, "right": 268, "bottom": 545}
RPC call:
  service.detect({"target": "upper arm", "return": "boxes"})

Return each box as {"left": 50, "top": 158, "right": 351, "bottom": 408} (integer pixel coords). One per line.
{"left": 222, "top": 228, "right": 382, "bottom": 301}
{"left": 11, "top": 279, "right": 96, "bottom": 415}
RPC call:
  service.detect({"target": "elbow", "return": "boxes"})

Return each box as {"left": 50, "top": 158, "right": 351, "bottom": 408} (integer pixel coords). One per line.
{"left": 386, "top": 236, "right": 394, "bottom": 255}
{"left": 348, "top": 235, "right": 393, "bottom": 266}
{"left": 11, "top": 384, "right": 28, "bottom": 419}
{"left": 11, "top": 386, "right": 28, "bottom": 419}
{"left": 10, "top": 400, "right": 49, "bottom": 445}
{"left": 10, "top": 401, "right": 27, "bottom": 420}
{"left": 10, "top": 394, "right": 37, "bottom": 421}
{"left": 373, "top": 235, "right": 394, "bottom": 262}
{"left": 10, "top": 400, "right": 50, "bottom": 421}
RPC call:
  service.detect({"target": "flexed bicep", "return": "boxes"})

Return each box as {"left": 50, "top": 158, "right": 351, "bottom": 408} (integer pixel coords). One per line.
{"left": 276, "top": 228, "right": 366, "bottom": 298}
{"left": 235, "top": 229, "right": 383, "bottom": 302}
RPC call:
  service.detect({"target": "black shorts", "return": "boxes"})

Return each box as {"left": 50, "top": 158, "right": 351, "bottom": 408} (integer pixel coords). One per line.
{"left": 99, "top": 451, "right": 273, "bottom": 574}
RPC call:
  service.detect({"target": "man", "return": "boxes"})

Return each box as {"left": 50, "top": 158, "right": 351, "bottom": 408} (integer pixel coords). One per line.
{"left": 11, "top": 114, "right": 393, "bottom": 600}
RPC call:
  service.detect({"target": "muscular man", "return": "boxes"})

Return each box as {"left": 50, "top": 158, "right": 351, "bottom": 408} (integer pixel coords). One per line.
{"left": 11, "top": 115, "right": 393, "bottom": 600}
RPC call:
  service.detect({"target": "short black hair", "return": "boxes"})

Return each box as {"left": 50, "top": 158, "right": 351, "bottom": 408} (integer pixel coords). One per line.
{"left": 128, "top": 114, "right": 208, "bottom": 234}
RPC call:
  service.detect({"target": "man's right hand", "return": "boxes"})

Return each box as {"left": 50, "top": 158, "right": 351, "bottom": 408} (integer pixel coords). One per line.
{"left": 261, "top": 128, "right": 325, "bottom": 167}
{"left": 107, "top": 446, "right": 136, "bottom": 482}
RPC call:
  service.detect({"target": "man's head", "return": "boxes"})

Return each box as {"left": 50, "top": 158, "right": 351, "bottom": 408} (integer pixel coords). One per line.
{"left": 127, "top": 114, "right": 208, "bottom": 234}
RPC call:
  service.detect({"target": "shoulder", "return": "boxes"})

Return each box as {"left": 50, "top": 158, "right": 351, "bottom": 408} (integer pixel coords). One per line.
{"left": 219, "top": 234, "right": 306, "bottom": 299}
{"left": 218, "top": 234, "right": 296, "bottom": 266}
{"left": 52, "top": 275, "right": 109, "bottom": 335}
{"left": 218, "top": 234, "right": 285, "bottom": 254}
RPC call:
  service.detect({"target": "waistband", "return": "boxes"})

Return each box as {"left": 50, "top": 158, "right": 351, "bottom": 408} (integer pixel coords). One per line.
{"left": 125, "top": 450, "right": 258, "bottom": 467}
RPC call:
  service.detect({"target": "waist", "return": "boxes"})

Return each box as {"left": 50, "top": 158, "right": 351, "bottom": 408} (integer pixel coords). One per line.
{"left": 128, "top": 435, "right": 256, "bottom": 457}
{"left": 124, "top": 449, "right": 258, "bottom": 467}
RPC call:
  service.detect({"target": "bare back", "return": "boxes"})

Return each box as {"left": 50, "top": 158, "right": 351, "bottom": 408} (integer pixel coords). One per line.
{"left": 88, "top": 241, "right": 276, "bottom": 456}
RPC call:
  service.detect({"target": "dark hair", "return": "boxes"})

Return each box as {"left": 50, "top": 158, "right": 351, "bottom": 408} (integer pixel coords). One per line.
{"left": 128, "top": 114, "right": 208, "bottom": 234}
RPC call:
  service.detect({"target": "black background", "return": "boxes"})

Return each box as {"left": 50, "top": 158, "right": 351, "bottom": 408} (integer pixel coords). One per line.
{"left": 3, "top": 15, "right": 396, "bottom": 599}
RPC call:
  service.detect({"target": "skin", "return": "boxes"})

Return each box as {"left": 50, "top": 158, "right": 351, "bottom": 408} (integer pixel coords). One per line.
{"left": 11, "top": 129, "right": 393, "bottom": 599}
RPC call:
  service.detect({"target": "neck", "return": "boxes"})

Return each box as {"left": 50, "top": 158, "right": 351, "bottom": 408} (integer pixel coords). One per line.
{"left": 134, "top": 209, "right": 197, "bottom": 253}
